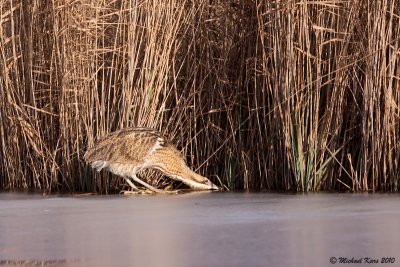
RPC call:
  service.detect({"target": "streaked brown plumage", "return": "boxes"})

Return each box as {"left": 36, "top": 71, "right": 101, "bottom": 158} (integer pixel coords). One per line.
{"left": 83, "top": 127, "right": 218, "bottom": 193}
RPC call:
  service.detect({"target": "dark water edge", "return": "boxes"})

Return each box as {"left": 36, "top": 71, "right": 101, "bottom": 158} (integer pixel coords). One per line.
{"left": 0, "top": 192, "right": 400, "bottom": 267}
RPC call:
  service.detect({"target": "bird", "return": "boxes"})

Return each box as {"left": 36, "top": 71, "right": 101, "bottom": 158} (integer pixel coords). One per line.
{"left": 83, "top": 127, "right": 219, "bottom": 193}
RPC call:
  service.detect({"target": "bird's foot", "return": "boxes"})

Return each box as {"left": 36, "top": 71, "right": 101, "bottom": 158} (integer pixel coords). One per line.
{"left": 120, "top": 190, "right": 140, "bottom": 195}
{"left": 120, "top": 189, "right": 181, "bottom": 195}
{"left": 161, "top": 189, "right": 182, "bottom": 194}
{"left": 120, "top": 189, "right": 153, "bottom": 195}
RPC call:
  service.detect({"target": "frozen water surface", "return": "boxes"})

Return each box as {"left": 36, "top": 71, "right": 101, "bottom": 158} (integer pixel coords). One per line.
{"left": 0, "top": 192, "right": 399, "bottom": 267}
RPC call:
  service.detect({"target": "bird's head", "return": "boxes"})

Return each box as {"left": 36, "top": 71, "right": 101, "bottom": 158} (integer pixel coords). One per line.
{"left": 148, "top": 144, "right": 219, "bottom": 191}
{"left": 175, "top": 168, "right": 219, "bottom": 191}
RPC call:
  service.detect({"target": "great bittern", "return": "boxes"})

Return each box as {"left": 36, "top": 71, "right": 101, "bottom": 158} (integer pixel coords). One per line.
{"left": 83, "top": 127, "right": 218, "bottom": 193}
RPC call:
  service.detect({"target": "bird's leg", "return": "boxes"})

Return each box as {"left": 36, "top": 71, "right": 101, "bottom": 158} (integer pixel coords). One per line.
{"left": 120, "top": 176, "right": 140, "bottom": 195}
{"left": 130, "top": 174, "right": 179, "bottom": 194}
{"left": 130, "top": 174, "right": 166, "bottom": 194}
{"left": 124, "top": 176, "right": 139, "bottom": 190}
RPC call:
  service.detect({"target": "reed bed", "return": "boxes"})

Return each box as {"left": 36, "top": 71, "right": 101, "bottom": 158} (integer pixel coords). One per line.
{"left": 0, "top": 0, "right": 399, "bottom": 193}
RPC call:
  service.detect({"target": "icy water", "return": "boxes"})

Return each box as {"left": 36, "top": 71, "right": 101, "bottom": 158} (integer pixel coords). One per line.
{"left": 0, "top": 192, "right": 400, "bottom": 267}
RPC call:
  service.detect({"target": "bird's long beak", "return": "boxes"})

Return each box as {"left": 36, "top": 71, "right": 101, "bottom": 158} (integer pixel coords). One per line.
{"left": 192, "top": 179, "right": 219, "bottom": 191}
{"left": 183, "top": 178, "right": 219, "bottom": 191}
{"left": 205, "top": 179, "right": 219, "bottom": 190}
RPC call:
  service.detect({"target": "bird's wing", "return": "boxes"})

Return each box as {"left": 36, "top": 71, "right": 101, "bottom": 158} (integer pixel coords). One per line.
{"left": 83, "top": 127, "right": 168, "bottom": 165}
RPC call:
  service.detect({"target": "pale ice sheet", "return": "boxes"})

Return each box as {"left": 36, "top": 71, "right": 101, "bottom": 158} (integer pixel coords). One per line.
{"left": 0, "top": 192, "right": 399, "bottom": 267}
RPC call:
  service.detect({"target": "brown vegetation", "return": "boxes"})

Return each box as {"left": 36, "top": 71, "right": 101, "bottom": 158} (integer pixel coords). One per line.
{"left": 1, "top": 0, "right": 399, "bottom": 193}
